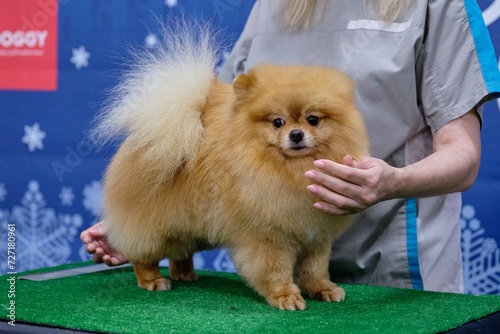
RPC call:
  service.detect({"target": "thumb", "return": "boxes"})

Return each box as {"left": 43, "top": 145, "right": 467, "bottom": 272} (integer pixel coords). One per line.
{"left": 342, "top": 155, "right": 355, "bottom": 167}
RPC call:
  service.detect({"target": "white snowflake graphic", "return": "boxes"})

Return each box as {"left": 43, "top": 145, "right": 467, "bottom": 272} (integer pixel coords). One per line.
{"left": 145, "top": 33, "right": 158, "bottom": 48}
{"left": 59, "top": 187, "right": 75, "bottom": 206}
{"left": 22, "top": 123, "right": 46, "bottom": 152}
{"left": 213, "top": 249, "right": 236, "bottom": 272}
{"left": 0, "top": 181, "right": 83, "bottom": 274}
{"left": 70, "top": 45, "right": 91, "bottom": 70}
{"left": 83, "top": 180, "right": 102, "bottom": 216}
{"left": 483, "top": 0, "right": 500, "bottom": 26}
{"left": 165, "top": 0, "right": 178, "bottom": 8}
{"left": 461, "top": 205, "right": 500, "bottom": 295}
{"left": 0, "top": 183, "right": 6, "bottom": 201}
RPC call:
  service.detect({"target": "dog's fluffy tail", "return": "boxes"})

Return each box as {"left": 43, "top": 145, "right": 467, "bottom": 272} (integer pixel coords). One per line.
{"left": 92, "top": 21, "right": 218, "bottom": 183}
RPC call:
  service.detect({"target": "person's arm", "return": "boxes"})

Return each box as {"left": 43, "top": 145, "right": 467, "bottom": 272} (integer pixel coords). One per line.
{"left": 304, "top": 109, "right": 481, "bottom": 215}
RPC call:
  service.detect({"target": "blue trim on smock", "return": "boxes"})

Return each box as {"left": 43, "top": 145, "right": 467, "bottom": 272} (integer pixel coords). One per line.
{"left": 464, "top": 0, "right": 500, "bottom": 94}
{"left": 406, "top": 198, "right": 424, "bottom": 290}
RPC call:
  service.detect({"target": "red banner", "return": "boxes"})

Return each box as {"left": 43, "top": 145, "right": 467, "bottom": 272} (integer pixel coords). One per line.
{"left": 0, "top": 0, "right": 58, "bottom": 91}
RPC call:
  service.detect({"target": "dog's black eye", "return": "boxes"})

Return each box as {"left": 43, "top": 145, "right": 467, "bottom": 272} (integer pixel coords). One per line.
{"left": 273, "top": 118, "right": 286, "bottom": 129}
{"left": 307, "top": 115, "right": 320, "bottom": 126}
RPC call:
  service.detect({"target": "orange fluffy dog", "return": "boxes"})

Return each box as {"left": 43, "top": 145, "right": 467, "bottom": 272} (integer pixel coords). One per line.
{"left": 94, "top": 28, "right": 368, "bottom": 310}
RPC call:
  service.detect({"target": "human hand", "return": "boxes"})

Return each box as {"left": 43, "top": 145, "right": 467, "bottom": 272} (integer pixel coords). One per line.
{"left": 304, "top": 156, "right": 398, "bottom": 215}
{"left": 80, "top": 221, "right": 128, "bottom": 266}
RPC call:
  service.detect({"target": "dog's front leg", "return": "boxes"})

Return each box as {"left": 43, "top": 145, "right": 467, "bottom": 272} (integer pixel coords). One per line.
{"left": 294, "top": 239, "right": 345, "bottom": 302}
{"left": 231, "top": 243, "right": 306, "bottom": 311}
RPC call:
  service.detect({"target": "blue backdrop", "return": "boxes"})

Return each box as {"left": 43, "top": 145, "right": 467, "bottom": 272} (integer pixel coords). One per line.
{"left": 1, "top": 0, "right": 499, "bottom": 295}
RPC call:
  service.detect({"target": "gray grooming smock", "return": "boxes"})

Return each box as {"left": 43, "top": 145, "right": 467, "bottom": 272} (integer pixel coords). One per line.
{"left": 218, "top": 0, "right": 500, "bottom": 292}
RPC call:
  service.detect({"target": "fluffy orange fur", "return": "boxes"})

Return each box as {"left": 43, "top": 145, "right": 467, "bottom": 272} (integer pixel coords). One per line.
{"left": 102, "top": 63, "right": 369, "bottom": 310}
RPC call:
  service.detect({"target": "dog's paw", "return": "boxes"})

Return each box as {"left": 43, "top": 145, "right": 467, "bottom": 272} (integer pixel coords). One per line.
{"left": 138, "top": 277, "right": 172, "bottom": 291}
{"left": 311, "top": 286, "right": 345, "bottom": 302}
{"left": 170, "top": 271, "right": 199, "bottom": 282}
{"left": 169, "top": 256, "right": 198, "bottom": 282}
{"left": 267, "top": 293, "right": 307, "bottom": 311}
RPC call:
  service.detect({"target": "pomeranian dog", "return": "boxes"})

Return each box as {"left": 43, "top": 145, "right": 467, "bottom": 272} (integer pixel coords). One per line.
{"left": 93, "top": 26, "right": 368, "bottom": 311}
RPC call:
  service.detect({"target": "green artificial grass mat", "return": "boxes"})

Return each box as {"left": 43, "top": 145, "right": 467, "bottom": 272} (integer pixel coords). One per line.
{"left": 1, "top": 262, "right": 499, "bottom": 334}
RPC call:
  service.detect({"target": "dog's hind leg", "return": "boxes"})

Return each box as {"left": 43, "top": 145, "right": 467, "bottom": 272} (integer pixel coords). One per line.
{"left": 133, "top": 262, "right": 172, "bottom": 291}
{"left": 169, "top": 254, "right": 199, "bottom": 282}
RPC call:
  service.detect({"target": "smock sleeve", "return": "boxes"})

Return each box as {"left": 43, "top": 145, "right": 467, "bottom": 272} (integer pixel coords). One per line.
{"left": 417, "top": 0, "right": 500, "bottom": 133}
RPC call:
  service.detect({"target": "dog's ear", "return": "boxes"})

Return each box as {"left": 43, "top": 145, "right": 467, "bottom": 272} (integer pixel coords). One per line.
{"left": 233, "top": 73, "right": 251, "bottom": 101}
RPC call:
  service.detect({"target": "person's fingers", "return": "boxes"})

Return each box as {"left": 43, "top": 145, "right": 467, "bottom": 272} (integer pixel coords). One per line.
{"left": 80, "top": 231, "right": 91, "bottom": 243}
{"left": 102, "top": 254, "right": 127, "bottom": 266}
{"left": 312, "top": 200, "right": 358, "bottom": 215}
{"left": 81, "top": 222, "right": 106, "bottom": 244}
{"left": 92, "top": 253, "right": 104, "bottom": 263}
{"left": 85, "top": 242, "right": 97, "bottom": 254}
{"left": 313, "top": 159, "right": 367, "bottom": 186}
{"left": 88, "top": 222, "right": 106, "bottom": 236}
{"left": 307, "top": 184, "right": 361, "bottom": 213}
{"left": 109, "top": 257, "right": 123, "bottom": 266}
{"left": 312, "top": 201, "right": 340, "bottom": 214}
{"left": 305, "top": 169, "right": 362, "bottom": 200}
{"left": 342, "top": 155, "right": 355, "bottom": 167}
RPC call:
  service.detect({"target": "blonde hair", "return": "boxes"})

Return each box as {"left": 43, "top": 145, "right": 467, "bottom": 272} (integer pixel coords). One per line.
{"left": 283, "top": 0, "right": 409, "bottom": 29}
{"left": 377, "top": 0, "right": 408, "bottom": 21}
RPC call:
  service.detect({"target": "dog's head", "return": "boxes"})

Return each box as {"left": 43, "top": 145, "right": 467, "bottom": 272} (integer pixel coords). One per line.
{"left": 232, "top": 64, "right": 368, "bottom": 162}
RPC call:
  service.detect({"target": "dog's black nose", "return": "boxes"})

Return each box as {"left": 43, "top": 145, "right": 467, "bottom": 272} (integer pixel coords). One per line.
{"left": 289, "top": 130, "right": 304, "bottom": 143}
